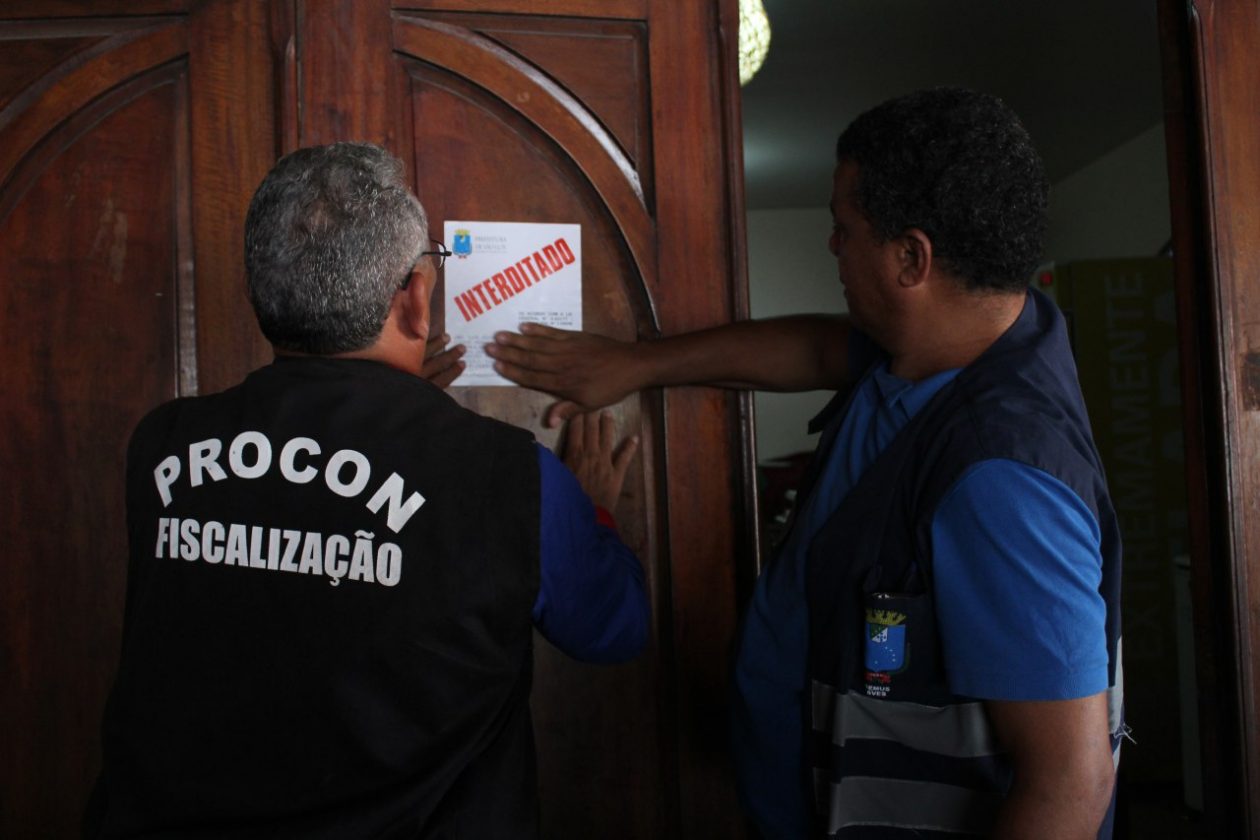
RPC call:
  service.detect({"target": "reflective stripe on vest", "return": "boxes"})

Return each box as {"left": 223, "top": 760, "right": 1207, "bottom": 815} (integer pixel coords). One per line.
{"left": 1107, "top": 638, "right": 1128, "bottom": 770}
{"left": 810, "top": 682, "right": 1002, "bottom": 836}
{"left": 811, "top": 657, "right": 1127, "bottom": 836}
{"left": 812, "top": 773, "right": 1003, "bottom": 837}
{"left": 811, "top": 681, "right": 999, "bottom": 756}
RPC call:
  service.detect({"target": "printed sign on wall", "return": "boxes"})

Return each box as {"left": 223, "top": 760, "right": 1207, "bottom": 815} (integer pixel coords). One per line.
{"left": 443, "top": 220, "right": 581, "bottom": 387}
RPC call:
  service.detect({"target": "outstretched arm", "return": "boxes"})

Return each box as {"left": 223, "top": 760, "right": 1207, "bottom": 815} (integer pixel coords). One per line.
{"left": 486, "top": 315, "right": 852, "bottom": 425}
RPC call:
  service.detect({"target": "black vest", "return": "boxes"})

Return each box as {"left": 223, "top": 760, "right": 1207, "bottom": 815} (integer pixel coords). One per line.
{"left": 88, "top": 357, "right": 541, "bottom": 838}
{"left": 803, "top": 290, "right": 1123, "bottom": 838}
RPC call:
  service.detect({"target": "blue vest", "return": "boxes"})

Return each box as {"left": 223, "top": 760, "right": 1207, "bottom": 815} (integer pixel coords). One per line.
{"left": 803, "top": 290, "right": 1123, "bottom": 838}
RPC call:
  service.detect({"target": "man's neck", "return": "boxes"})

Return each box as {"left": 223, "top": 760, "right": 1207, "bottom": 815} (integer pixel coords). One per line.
{"left": 888, "top": 289, "right": 1026, "bottom": 382}
{"left": 337, "top": 316, "right": 426, "bottom": 377}
{"left": 273, "top": 331, "right": 424, "bottom": 378}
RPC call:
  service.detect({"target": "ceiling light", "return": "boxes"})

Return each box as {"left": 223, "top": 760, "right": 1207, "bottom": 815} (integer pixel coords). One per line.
{"left": 738, "top": 0, "right": 772, "bottom": 86}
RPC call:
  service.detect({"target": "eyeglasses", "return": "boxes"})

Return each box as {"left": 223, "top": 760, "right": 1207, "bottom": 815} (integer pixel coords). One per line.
{"left": 400, "top": 240, "right": 453, "bottom": 290}
{"left": 420, "top": 239, "right": 452, "bottom": 270}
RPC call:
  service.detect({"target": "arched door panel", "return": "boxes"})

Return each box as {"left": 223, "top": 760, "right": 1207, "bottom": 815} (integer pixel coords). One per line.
{"left": 0, "top": 62, "right": 192, "bottom": 839}
{"left": 404, "top": 59, "right": 668, "bottom": 836}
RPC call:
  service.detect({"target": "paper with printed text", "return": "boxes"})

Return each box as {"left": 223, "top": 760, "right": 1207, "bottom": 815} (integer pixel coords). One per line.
{"left": 443, "top": 220, "right": 582, "bottom": 387}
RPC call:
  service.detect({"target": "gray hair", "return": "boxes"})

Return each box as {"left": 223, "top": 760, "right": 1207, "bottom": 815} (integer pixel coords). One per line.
{"left": 244, "top": 142, "right": 428, "bottom": 354}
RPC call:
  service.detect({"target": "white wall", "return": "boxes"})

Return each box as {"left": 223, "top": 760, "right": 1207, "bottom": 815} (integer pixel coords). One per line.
{"left": 1044, "top": 123, "right": 1171, "bottom": 264}
{"left": 745, "top": 207, "right": 844, "bottom": 461}
{"left": 746, "top": 122, "right": 1172, "bottom": 462}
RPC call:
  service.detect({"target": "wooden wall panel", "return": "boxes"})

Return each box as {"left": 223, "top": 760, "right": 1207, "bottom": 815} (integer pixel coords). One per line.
{"left": 0, "top": 68, "right": 189, "bottom": 839}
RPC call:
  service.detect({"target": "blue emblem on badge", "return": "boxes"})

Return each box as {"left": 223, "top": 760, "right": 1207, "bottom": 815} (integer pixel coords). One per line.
{"left": 865, "top": 609, "right": 907, "bottom": 672}
{"left": 452, "top": 229, "right": 472, "bottom": 258}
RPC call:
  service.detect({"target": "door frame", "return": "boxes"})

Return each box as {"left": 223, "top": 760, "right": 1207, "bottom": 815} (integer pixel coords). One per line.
{"left": 1158, "top": 0, "right": 1259, "bottom": 836}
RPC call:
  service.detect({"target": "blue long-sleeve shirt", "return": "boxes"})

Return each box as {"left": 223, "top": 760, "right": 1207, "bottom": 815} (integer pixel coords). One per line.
{"left": 532, "top": 444, "right": 649, "bottom": 663}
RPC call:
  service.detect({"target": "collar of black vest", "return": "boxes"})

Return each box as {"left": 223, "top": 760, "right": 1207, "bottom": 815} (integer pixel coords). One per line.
{"left": 807, "top": 288, "right": 1048, "bottom": 436}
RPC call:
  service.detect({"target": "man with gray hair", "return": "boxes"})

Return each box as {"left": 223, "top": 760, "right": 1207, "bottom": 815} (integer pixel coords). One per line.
{"left": 86, "top": 142, "right": 647, "bottom": 838}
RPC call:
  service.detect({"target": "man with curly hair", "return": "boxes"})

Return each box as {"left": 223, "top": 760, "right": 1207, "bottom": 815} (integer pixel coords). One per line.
{"left": 488, "top": 88, "right": 1122, "bottom": 839}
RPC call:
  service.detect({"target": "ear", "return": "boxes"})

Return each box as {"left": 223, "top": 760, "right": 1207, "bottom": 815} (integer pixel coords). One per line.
{"left": 396, "top": 263, "right": 433, "bottom": 342}
{"left": 895, "top": 228, "right": 933, "bottom": 288}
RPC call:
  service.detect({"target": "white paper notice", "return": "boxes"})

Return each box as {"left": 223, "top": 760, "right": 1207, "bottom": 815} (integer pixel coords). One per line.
{"left": 443, "top": 220, "right": 581, "bottom": 387}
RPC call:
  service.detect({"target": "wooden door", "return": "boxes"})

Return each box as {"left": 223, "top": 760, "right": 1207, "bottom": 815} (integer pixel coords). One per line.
{"left": 0, "top": 4, "right": 273, "bottom": 836}
{"left": 1158, "top": 0, "right": 1260, "bottom": 836}
{"left": 0, "top": 1, "right": 754, "bottom": 837}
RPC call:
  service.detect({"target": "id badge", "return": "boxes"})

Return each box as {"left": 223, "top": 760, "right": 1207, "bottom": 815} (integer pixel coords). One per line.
{"left": 863, "top": 591, "right": 931, "bottom": 700}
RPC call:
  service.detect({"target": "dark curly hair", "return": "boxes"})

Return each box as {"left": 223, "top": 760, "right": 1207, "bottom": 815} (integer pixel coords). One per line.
{"left": 835, "top": 87, "right": 1048, "bottom": 292}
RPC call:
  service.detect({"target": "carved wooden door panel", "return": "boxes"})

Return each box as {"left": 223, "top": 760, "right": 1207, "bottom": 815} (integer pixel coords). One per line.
{"left": 395, "top": 15, "right": 671, "bottom": 836}
{"left": 0, "top": 18, "right": 188, "bottom": 837}
{"left": 1, "top": 4, "right": 275, "bottom": 835}
{"left": 0, "top": 2, "right": 753, "bottom": 837}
